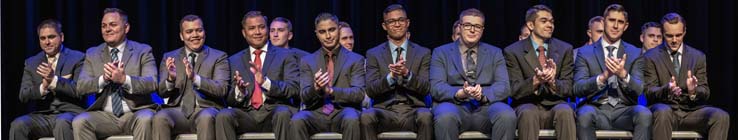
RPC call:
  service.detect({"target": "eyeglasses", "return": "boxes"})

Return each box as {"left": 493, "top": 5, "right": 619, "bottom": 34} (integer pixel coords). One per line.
{"left": 460, "top": 23, "right": 484, "bottom": 31}
{"left": 384, "top": 17, "right": 408, "bottom": 25}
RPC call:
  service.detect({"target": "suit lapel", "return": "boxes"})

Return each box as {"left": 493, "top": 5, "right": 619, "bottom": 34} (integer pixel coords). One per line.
{"left": 262, "top": 45, "right": 277, "bottom": 75}
{"left": 194, "top": 46, "right": 208, "bottom": 74}
{"left": 100, "top": 44, "right": 113, "bottom": 65}
{"left": 475, "top": 46, "right": 488, "bottom": 78}
{"left": 659, "top": 46, "right": 678, "bottom": 77}
{"left": 120, "top": 41, "right": 135, "bottom": 69}
{"left": 55, "top": 48, "right": 67, "bottom": 76}
{"left": 332, "top": 47, "right": 348, "bottom": 85}
{"left": 593, "top": 41, "right": 607, "bottom": 72}
{"left": 382, "top": 42, "right": 395, "bottom": 66}
{"left": 405, "top": 42, "right": 417, "bottom": 69}
{"left": 449, "top": 42, "right": 467, "bottom": 81}
{"left": 677, "top": 46, "right": 692, "bottom": 83}
{"left": 240, "top": 49, "right": 256, "bottom": 95}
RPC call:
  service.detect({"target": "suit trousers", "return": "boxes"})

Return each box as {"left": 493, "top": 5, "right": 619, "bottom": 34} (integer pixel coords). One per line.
{"left": 432, "top": 102, "right": 517, "bottom": 140}
{"left": 72, "top": 109, "right": 155, "bottom": 140}
{"left": 152, "top": 107, "right": 218, "bottom": 140}
{"left": 360, "top": 104, "right": 433, "bottom": 140}
{"left": 651, "top": 103, "right": 729, "bottom": 140}
{"left": 290, "top": 107, "right": 361, "bottom": 140}
{"left": 515, "top": 103, "right": 576, "bottom": 140}
{"left": 576, "top": 104, "right": 652, "bottom": 140}
{"left": 9, "top": 112, "right": 76, "bottom": 140}
{"left": 215, "top": 105, "right": 296, "bottom": 140}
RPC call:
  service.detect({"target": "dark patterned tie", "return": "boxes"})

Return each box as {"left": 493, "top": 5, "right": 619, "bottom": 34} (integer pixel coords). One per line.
{"left": 465, "top": 49, "right": 477, "bottom": 82}
{"left": 182, "top": 52, "right": 198, "bottom": 117}
{"left": 110, "top": 48, "right": 124, "bottom": 116}
{"left": 672, "top": 51, "right": 681, "bottom": 76}
{"left": 605, "top": 46, "right": 619, "bottom": 106}
{"left": 537, "top": 46, "right": 547, "bottom": 68}
{"left": 322, "top": 51, "right": 335, "bottom": 115}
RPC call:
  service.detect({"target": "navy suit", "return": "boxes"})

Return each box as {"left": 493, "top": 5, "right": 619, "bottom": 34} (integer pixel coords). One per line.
{"left": 430, "top": 41, "right": 516, "bottom": 140}
{"left": 11, "top": 47, "right": 85, "bottom": 140}
{"left": 643, "top": 44, "right": 728, "bottom": 140}
{"left": 503, "top": 37, "right": 576, "bottom": 140}
{"left": 573, "top": 39, "right": 652, "bottom": 140}
{"left": 291, "top": 46, "right": 365, "bottom": 140}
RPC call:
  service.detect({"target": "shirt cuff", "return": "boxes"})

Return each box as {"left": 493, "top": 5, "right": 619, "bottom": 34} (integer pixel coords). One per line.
{"left": 235, "top": 87, "right": 246, "bottom": 102}
{"left": 386, "top": 74, "right": 396, "bottom": 86}
{"left": 689, "top": 94, "right": 697, "bottom": 101}
{"left": 193, "top": 74, "right": 201, "bottom": 89}
{"left": 261, "top": 77, "right": 272, "bottom": 92}
{"left": 596, "top": 75, "right": 606, "bottom": 90}
{"left": 98, "top": 75, "right": 107, "bottom": 93}
{"left": 165, "top": 79, "right": 175, "bottom": 91}
{"left": 40, "top": 84, "right": 49, "bottom": 96}
{"left": 48, "top": 76, "right": 59, "bottom": 90}
{"left": 122, "top": 75, "right": 133, "bottom": 93}
{"left": 621, "top": 74, "right": 631, "bottom": 84}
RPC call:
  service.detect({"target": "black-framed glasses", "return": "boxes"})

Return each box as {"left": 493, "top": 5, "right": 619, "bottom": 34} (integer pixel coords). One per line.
{"left": 384, "top": 17, "right": 408, "bottom": 25}
{"left": 460, "top": 23, "right": 484, "bottom": 31}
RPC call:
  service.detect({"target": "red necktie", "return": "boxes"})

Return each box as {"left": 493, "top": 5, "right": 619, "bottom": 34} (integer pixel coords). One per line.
{"left": 537, "top": 46, "right": 547, "bottom": 68}
{"left": 322, "top": 51, "right": 335, "bottom": 115}
{"left": 250, "top": 50, "right": 264, "bottom": 109}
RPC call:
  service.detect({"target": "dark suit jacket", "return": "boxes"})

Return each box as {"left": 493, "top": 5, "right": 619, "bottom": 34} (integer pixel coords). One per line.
{"left": 290, "top": 47, "right": 311, "bottom": 59}
{"left": 365, "top": 41, "right": 431, "bottom": 109}
{"left": 643, "top": 44, "right": 709, "bottom": 111}
{"left": 20, "top": 47, "right": 86, "bottom": 113}
{"left": 77, "top": 40, "right": 158, "bottom": 111}
{"left": 158, "top": 46, "right": 229, "bottom": 109}
{"left": 573, "top": 39, "right": 644, "bottom": 106}
{"left": 504, "top": 37, "right": 574, "bottom": 107}
{"left": 300, "top": 47, "right": 365, "bottom": 110}
{"left": 227, "top": 45, "right": 300, "bottom": 110}
{"left": 430, "top": 41, "right": 510, "bottom": 107}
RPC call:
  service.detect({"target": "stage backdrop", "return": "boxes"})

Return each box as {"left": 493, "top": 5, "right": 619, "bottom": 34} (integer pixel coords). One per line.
{"left": 2, "top": 0, "right": 736, "bottom": 138}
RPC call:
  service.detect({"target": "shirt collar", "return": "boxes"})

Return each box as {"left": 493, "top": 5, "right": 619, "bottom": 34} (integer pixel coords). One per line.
{"left": 46, "top": 45, "right": 64, "bottom": 59}
{"left": 667, "top": 43, "right": 684, "bottom": 55}
{"left": 249, "top": 43, "right": 269, "bottom": 55}
{"left": 601, "top": 38, "right": 621, "bottom": 49}
{"left": 108, "top": 40, "right": 126, "bottom": 52}
{"left": 531, "top": 38, "right": 549, "bottom": 51}
{"left": 389, "top": 39, "right": 409, "bottom": 52}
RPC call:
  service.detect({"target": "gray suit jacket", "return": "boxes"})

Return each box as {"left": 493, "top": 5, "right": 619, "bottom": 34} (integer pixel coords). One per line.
{"left": 20, "top": 47, "right": 86, "bottom": 113}
{"left": 227, "top": 45, "right": 300, "bottom": 110}
{"left": 643, "top": 44, "right": 709, "bottom": 111}
{"left": 365, "top": 41, "right": 431, "bottom": 109}
{"left": 573, "top": 39, "right": 644, "bottom": 106}
{"left": 504, "top": 37, "right": 574, "bottom": 107}
{"left": 300, "top": 47, "right": 366, "bottom": 110}
{"left": 430, "top": 41, "right": 510, "bottom": 107}
{"left": 158, "top": 46, "right": 229, "bottom": 109}
{"left": 77, "top": 40, "right": 158, "bottom": 111}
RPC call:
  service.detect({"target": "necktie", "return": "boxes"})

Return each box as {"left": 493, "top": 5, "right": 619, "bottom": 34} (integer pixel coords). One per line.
{"left": 395, "top": 47, "right": 408, "bottom": 103}
{"left": 672, "top": 51, "right": 681, "bottom": 76}
{"left": 250, "top": 50, "right": 264, "bottom": 109}
{"left": 537, "top": 46, "right": 547, "bottom": 68}
{"left": 110, "top": 48, "right": 124, "bottom": 116}
{"left": 48, "top": 56, "right": 57, "bottom": 72}
{"left": 605, "top": 46, "right": 619, "bottom": 106}
{"left": 182, "top": 52, "right": 198, "bottom": 117}
{"left": 322, "top": 51, "right": 335, "bottom": 115}
{"left": 395, "top": 47, "right": 405, "bottom": 85}
{"left": 465, "top": 49, "right": 477, "bottom": 82}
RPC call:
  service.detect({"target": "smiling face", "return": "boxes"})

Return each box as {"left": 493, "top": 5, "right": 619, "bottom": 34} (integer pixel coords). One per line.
{"left": 101, "top": 12, "right": 129, "bottom": 46}
{"left": 382, "top": 10, "right": 409, "bottom": 41}
{"left": 315, "top": 19, "right": 340, "bottom": 49}
{"left": 242, "top": 17, "right": 268, "bottom": 48}
{"left": 459, "top": 15, "right": 484, "bottom": 45}
{"left": 339, "top": 27, "right": 354, "bottom": 51}
{"left": 528, "top": 10, "right": 554, "bottom": 41}
{"left": 38, "top": 27, "right": 63, "bottom": 56}
{"left": 603, "top": 11, "right": 629, "bottom": 43}
{"left": 180, "top": 19, "right": 205, "bottom": 51}
{"left": 269, "top": 21, "right": 292, "bottom": 47}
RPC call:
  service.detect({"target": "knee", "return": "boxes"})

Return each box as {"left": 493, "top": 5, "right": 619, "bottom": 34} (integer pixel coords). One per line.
{"left": 215, "top": 109, "right": 233, "bottom": 122}
{"left": 273, "top": 108, "right": 293, "bottom": 122}
{"left": 712, "top": 109, "right": 730, "bottom": 124}
{"left": 72, "top": 113, "right": 90, "bottom": 129}
{"left": 516, "top": 107, "right": 538, "bottom": 120}
{"left": 633, "top": 105, "right": 653, "bottom": 122}
{"left": 576, "top": 106, "right": 596, "bottom": 127}
{"left": 54, "top": 117, "right": 74, "bottom": 129}
{"left": 9, "top": 117, "right": 30, "bottom": 132}
{"left": 134, "top": 110, "right": 154, "bottom": 124}
{"left": 290, "top": 112, "right": 310, "bottom": 128}
{"left": 434, "top": 112, "right": 460, "bottom": 126}
{"left": 416, "top": 109, "right": 433, "bottom": 126}
{"left": 359, "top": 109, "right": 377, "bottom": 125}
{"left": 651, "top": 106, "right": 673, "bottom": 122}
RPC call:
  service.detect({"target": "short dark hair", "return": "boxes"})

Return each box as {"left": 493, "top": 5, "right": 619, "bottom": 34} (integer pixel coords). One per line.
{"left": 603, "top": 4, "right": 628, "bottom": 21}
{"left": 180, "top": 14, "right": 203, "bottom": 32}
{"left": 37, "top": 19, "right": 63, "bottom": 34}
{"left": 525, "top": 5, "right": 553, "bottom": 22}
{"left": 242, "top": 11, "right": 268, "bottom": 26}
{"left": 640, "top": 22, "right": 662, "bottom": 34}
{"left": 271, "top": 17, "right": 293, "bottom": 31}
{"left": 338, "top": 21, "right": 351, "bottom": 30}
{"left": 459, "top": 8, "right": 485, "bottom": 22}
{"left": 103, "top": 8, "right": 129, "bottom": 24}
{"left": 314, "top": 12, "right": 338, "bottom": 27}
{"left": 383, "top": 4, "right": 406, "bottom": 19}
{"left": 660, "top": 13, "right": 687, "bottom": 30}
{"left": 587, "top": 16, "right": 604, "bottom": 29}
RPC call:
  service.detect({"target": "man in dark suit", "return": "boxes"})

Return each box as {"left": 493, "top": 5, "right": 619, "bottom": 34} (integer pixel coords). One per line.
{"left": 10, "top": 19, "right": 85, "bottom": 140}
{"left": 431, "top": 8, "right": 517, "bottom": 140}
{"left": 152, "top": 15, "right": 229, "bottom": 140}
{"left": 214, "top": 11, "right": 299, "bottom": 140}
{"left": 644, "top": 13, "right": 729, "bottom": 140}
{"left": 290, "top": 13, "right": 365, "bottom": 140}
{"left": 73, "top": 8, "right": 158, "bottom": 140}
{"left": 361, "top": 4, "right": 433, "bottom": 140}
{"left": 573, "top": 4, "right": 652, "bottom": 140}
{"left": 503, "top": 5, "right": 575, "bottom": 140}
{"left": 269, "top": 17, "right": 310, "bottom": 59}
